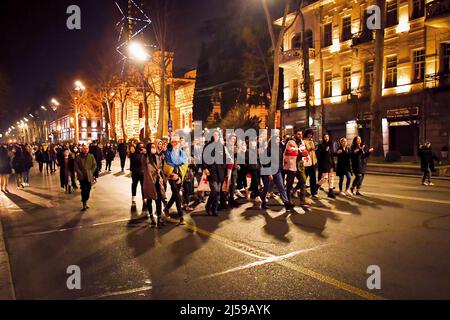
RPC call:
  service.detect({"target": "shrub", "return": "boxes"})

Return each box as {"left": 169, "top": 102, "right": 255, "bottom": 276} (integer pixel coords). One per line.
{"left": 385, "top": 150, "right": 402, "bottom": 163}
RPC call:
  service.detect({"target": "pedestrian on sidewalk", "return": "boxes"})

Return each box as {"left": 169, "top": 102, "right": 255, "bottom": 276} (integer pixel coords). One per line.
{"left": 104, "top": 143, "right": 116, "bottom": 172}
{"left": 418, "top": 142, "right": 441, "bottom": 186}
{"left": 59, "top": 148, "right": 75, "bottom": 194}
{"left": 0, "top": 144, "right": 12, "bottom": 192}
{"left": 304, "top": 129, "right": 319, "bottom": 200}
{"left": 164, "top": 135, "right": 189, "bottom": 224}
{"left": 143, "top": 143, "right": 167, "bottom": 228}
{"left": 22, "top": 145, "right": 33, "bottom": 187}
{"left": 35, "top": 145, "right": 45, "bottom": 173}
{"left": 336, "top": 138, "right": 352, "bottom": 196}
{"left": 74, "top": 144, "right": 97, "bottom": 211}
{"left": 350, "top": 136, "right": 373, "bottom": 196}
{"left": 12, "top": 145, "right": 25, "bottom": 189}
{"left": 117, "top": 140, "right": 128, "bottom": 172}
{"left": 316, "top": 133, "right": 336, "bottom": 199}
{"left": 130, "top": 143, "right": 147, "bottom": 212}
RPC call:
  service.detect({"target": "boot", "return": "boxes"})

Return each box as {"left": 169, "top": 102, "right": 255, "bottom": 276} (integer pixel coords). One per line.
{"left": 328, "top": 188, "right": 336, "bottom": 199}
{"left": 149, "top": 214, "right": 156, "bottom": 226}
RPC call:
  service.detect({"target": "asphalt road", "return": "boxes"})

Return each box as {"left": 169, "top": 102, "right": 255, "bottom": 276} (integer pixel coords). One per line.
{"left": 0, "top": 161, "right": 449, "bottom": 300}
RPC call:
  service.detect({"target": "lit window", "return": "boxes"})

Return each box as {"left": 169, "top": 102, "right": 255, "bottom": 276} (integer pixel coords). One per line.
{"left": 323, "top": 23, "right": 332, "bottom": 47}
{"left": 411, "top": 0, "right": 425, "bottom": 20}
{"left": 364, "top": 60, "right": 374, "bottom": 88}
{"left": 341, "top": 16, "right": 352, "bottom": 41}
{"left": 413, "top": 49, "right": 425, "bottom": 82}
{"left": 324, "top": 71, "right": 333, "bottom": 98}
{"left": 342, "top": 67, "right": 352, "bottom": 94}
{"left": 386, "top": 1, "right": 398, "bottom": 28}
{"left": 385, "top": 55, "right": 398, "bottom": 88}
{"left": 291, "top": 78, "right": 299, "bottom": 102}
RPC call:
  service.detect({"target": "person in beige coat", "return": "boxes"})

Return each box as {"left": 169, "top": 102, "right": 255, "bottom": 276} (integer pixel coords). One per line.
{"left": 143, "top": 143, "right": 167, "bottom": 228}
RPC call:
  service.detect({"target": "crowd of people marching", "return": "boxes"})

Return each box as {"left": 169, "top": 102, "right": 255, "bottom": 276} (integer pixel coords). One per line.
{"left": 0, "top": 129, "right": 441, "bottom": 229}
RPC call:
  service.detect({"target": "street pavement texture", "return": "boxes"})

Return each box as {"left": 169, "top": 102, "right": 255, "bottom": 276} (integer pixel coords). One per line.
{"left": 0, "top": 160, "right": 449, "bottom": 300}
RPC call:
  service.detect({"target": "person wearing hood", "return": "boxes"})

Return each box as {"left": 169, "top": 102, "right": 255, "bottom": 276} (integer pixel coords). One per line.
{"left": 164, "top": 135, "right": 189, "bottom": 224}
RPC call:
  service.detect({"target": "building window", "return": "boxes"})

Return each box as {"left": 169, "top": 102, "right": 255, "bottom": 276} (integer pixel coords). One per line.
{"left": 323, "top": 23, "right": 333, "bottom": 47}
{"left": 364, "top": 60, "right": 374, "bottom": 88}
{"left": 342, "top": 66, "right": 352, "bottom": 94}
{"left": 412, "top": 49, "right": 425, "bottom": 82}
{"left": 291, "top": 78, "right": 299, "bottom": 102}
{"left": 291, "top": 34, "right": 301, "bottom": 49}
{"left": 385, "top": 55, "right": 398, "bottom": 88}
{"left": 305, "top": 29, "right": 314, "bottom": 49}
{"left": 341, "top": 16, "right": 352, "bottom": 41}
{"left": 441, "top": 43, "right": 450, "bottom": 75}
{"left": 324, "top": 71, "right": 333, "bottom": 98}
{"left": 411, "top": 0, "right": 425, "bottom": 20}
{"left": 386, "top": 0, "right": 398, "bottom": 28}
{"left": 309, "top": 74, "right": 315, "bottom": 98}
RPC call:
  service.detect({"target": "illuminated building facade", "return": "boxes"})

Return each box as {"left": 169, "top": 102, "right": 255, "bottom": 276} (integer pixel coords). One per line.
{"left": 49, "top": 115, "right": 107, "bottom": 144}
{"left": 278, "top": 0, "right": 450, "bottom": 156}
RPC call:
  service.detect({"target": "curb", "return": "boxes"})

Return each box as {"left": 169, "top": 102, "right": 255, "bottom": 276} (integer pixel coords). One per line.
{"left": 0, "top": 211, "right": 16, "bottom": 300}
{"left": 367, "top": 171, "right": 450, "bottom": 181}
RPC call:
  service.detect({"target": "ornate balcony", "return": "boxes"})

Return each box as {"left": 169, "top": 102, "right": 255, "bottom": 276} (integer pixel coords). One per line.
{"left": 279, "top": 48, "right": 316, "bottom": 69}
{"left": 426, "top": 0, "right": 450, "bottom": 28}
{"left": 351, "top": 31, "right": 374, "bottom": 47}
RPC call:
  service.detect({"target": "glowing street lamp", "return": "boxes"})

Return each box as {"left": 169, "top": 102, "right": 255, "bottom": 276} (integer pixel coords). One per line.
{"left": 128, "top": 42, "right": 150, "bottom": 62}
{"left": 75, "top": 80, "right": 86, "bottom": 91}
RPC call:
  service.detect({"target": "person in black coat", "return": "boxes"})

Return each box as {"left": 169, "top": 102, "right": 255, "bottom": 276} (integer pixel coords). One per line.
{"left": 48, "top": 146, "right": 57, "bottom": 174}
{"left": 117, "top": 140, "right": 128, "bottom": 172}
{"left": 336, "top": 138, "right": 352, "bottom": 195}
{"left": 129, "top": 143, "right": 147, "bottom": 212}
{"left": 202, "top": 131, "right": 228, "bottom": 216}
{"left": 0, "top": 144, "right": 12, "bottom": 192}
{"left": 22, "top": 146, "right": 33, "bottom": 187}
{"left": 104, "top": 143, "right": 116, "bottom": 172}
{"left": 12, "top": 145, "right": 25, "bottom": 188}
{"left": 35, "top": 146, "right": 45, "bottom": 173}
{"left": 418, "top": 142, "right": 441, "bottom": 186}
{"left": 350, "top": 136, "right": 373, "bottom": 195}
{"left": 316, "top": 133, "right": 336, "bottom": 198}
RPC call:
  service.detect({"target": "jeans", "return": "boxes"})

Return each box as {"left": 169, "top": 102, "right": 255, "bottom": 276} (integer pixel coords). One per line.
{"left": 206, "top": 179, "right": 221, "bottom": 215}
{"left": 305, "top": 165, "right": 318, "bottom": 195}
{"left": 23, "top": 169, "right": 30, "bottom": 184}
{"left": 166, "top": 180, "right": 183, "bottom": 217}
{"left": 80, "top": 180, "right": 92, "bottom": 204}
{"left": 261, "top": 171, "right": 288, "bottom": 204}
{"left": 131, "top": 173, "right": 144, "bottom": 198}
{"left": 182, "top": 179, "right": 194, "bottom": 205}
{"left": 339, "top": 172, "right": 352, "bottom": 191}
{"left": 352, "top": 174, "right": 365, "bottom": 190}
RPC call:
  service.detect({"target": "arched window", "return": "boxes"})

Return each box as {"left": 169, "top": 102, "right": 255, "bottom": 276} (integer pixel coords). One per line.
{"left": 305, "top": 29, "right": 313, "bottom": 49}
{"left": 291, "top": 33, "right": 302, "bottom": 49}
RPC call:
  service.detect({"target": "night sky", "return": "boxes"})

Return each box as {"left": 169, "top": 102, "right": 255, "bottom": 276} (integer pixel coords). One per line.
{"left": 0, "top": 0, "right": 236, "bottom": 131}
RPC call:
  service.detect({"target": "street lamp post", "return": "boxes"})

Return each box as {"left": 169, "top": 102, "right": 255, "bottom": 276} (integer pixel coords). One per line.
{"left": 74, "top": 81, "right": 86, "bottom": 144}
{"left": 128, "top": 42, "right": 151, "bottom": 141}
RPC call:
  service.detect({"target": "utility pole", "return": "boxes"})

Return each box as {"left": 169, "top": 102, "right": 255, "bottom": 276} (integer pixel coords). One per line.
{"left": 369, "top": 0, "right": 386, "bottom": 156}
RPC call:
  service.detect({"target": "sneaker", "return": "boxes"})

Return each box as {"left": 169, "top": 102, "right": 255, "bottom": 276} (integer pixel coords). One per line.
{"left": 355, "top": 191, "right": 364, "bottom": 196}
{"left": 340, "top": 191, "right": 347, "bottom": 196}
{"left": 298, "top": 200, "right": 311, "bottom": 208}
{"left": 421, "top": 182, "right": 429, "bottom": 186}
{"left": 428, "top": 182, "right": 435, "bottom": 186}
{"left": 312, "top": 195, "right": 320, "bottom": 200}
{"left": 235, "top": 190, "right": 245, "bottom": 199}
{"left": 254, "top": 196, "right": 262, "bottom": 204}
{"left": 178, "top": 217, "right": 185, "bottom": 225}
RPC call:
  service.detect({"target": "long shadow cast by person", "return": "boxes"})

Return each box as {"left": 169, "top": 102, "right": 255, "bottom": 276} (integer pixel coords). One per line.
{"left": 289, "top": 211, "right": 330, "bottom": 239}
{"left": 241, "top": 204, "right": 292, "bottom": 243}
{"left": 3, "top": 191, "right": 49, "bottom": 213}
{"left": 113, "top": 171, "right": 126, "bottom": 177}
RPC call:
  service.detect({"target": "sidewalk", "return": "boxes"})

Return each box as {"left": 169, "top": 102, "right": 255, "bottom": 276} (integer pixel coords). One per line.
{"left": 0, "top": 211, "right": 15, "bottom": 300}
{"left": 367, "top": 162, "right": 450, "bottom": 178}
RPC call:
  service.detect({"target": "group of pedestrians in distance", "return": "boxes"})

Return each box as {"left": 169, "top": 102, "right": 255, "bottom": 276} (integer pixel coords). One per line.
{"left": 0, "top": 129, "right": 444, "bottom": 227}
